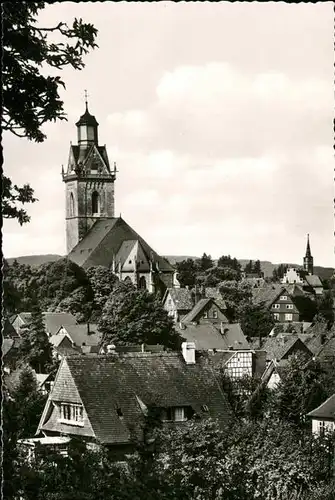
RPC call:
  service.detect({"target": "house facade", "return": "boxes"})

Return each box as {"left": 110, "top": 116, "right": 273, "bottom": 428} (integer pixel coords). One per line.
{"left": 162, "top": 288, "right": 194, "bottom": 322}
{"left": 307, "top": 394, "right": 335, "bottom": 436}
{"left": 35, "top": 350, "right": 232, "bottom": 454}
{"left": 270, "top": 290, "right": 300, "bottom": 323}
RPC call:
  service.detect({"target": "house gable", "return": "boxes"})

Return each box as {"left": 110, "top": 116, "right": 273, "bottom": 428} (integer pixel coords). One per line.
{"left": 38, "top": 358, "right": 95, "bottom": 440}
{"left": 182, "top": 298, "right": 228, "bottom": 324}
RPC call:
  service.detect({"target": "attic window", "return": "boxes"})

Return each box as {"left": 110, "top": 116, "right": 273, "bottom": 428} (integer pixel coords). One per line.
{"left": 203, "top": 311, "right": 208, "bottom": 319}
{"left": 212, "top": 310, "right": 218, "bottom": 319}
{"left": 129, "top": 260, "right": 132, "bottom": 264}
{"left": 162, "top": 407, "right": 189, "bottom": 422}
{"left": 280, "top": 296, "right": 288, "bottom": 301}
{"left": 201, "top": 405, "right": 209, "bottom": 412}
{"left": 59, "top": 403, "right": 84, "bottom": 426}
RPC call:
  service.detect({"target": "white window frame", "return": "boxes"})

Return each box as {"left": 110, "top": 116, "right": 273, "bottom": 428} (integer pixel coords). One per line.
{"left": 273, "top": 313, "right": 280, "bottom": 321}
{"left": 212, "top": 310, "right": 218, "bottom": 319}
{"left": 286, "top": 304, "right": 293, "bottom": 309}
{"left": 273, "top": 304, "right": 280, "bottom": 309}
{"left": 280, "top": 295, "right": 288, "bottom": 301}
{"left": 203, "top": 311, "right": 208, "bottom": 319}
{"left": 162, "top": 407, "right": 188, "bottom": 422}
{"left": 285, "top": 313, "right": 293, "bottom": 322}
{"left": 59, "top": 403, "right": 84, "bottom": 427}
{"left": 173, "top": 407, "right": 187, "bottom": 422}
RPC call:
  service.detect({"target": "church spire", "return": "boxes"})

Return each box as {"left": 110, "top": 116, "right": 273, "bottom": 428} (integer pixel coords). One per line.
{"left": 76, "top": 91, "right": 99, "bottom": 145}
{"left": 303, "top": 233, "right": 313, "bottom": 274}
{"left": 84, "top": 89, "right": 89, "bottom": 111}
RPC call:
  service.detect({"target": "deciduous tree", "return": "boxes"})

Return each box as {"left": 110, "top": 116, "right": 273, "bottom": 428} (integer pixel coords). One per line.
{"left": 19, "top": 301, "right": 53, "bottom": 373}
{"left": 99, "top": 282, "right": 182, "bottom": 350}
{"left": 3, "top": 1, "right": 98, "bottom": 223}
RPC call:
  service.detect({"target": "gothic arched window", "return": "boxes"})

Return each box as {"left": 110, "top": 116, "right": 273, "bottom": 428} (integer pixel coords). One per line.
{"left": 69, "top": 193, "right": 75, "bottom": 217}
{"left": 92, "top": 191, "right": 100, "bottom": 214}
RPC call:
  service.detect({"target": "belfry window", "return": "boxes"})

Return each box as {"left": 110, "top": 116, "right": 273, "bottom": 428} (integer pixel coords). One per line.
{"left": 92, "top": 191, "right": 100, "bottom": 215}
{"left": 69, "top": 193, "right": 75, "bottom": 217}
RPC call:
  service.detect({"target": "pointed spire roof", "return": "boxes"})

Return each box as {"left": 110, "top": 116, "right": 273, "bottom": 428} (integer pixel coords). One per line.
{"left": 305, "top": 234, "right": 312, "bottom": 258}
{"left": 76, "top": 90, "right": 99, "bottom": 127}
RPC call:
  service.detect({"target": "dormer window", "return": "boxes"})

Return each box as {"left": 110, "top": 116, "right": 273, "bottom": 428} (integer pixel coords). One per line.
{"left": 161, "top": 407, "right": 189, "bottom": 422}
{"left": 212, "top": 310, "right": 218, "bottom": 319}
{"left": 59, "top": 403, "right": 84, "bottom": 426}
{"left": 280, "top": 296, "right": 288, "bottom": 301}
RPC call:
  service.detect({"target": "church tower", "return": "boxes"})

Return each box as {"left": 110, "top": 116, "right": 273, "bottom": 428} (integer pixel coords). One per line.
{"left": 62, "top": 94, "right": 117, "bottom": 253}
{"left": 303, "top": 234, "right": 314, "bottom": 275}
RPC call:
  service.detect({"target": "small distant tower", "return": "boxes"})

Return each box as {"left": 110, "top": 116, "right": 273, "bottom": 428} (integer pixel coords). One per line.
{"left": 62, "top": 91, "right": 117, "bottom": 253}
{"left": 303, "top": 234, "right": 314, "bottom": 275}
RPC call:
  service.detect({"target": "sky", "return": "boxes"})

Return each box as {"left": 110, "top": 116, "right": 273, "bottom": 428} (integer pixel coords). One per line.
{"left": 3, "top": 2, "right": 334, "bottom": 266}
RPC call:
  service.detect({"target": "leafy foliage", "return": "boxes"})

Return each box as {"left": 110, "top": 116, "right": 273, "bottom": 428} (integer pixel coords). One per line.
{"left": 2, "top": 1, "right": 98, "bottom": 223}
{"left": 197, "top": 266, "right": 240, "bottom": 287}
{"left": 175, "top": 258, "right": 199, "bottom": 287}
{"left": 18, "top": 301, "right": 53, "bottom": 373}
{"left": 218, "top": 280, "right": 252, "bottom": 321}
{"left": 3, "top": 1, "right": 98, "bottom": 142}
{"left": 2, "top": 176, "right": 38, "bottom": 224}
{"left": 217, "top": 254, "right": 242, "bottom": 273}
{"left": 86, "top": 265, "right": 120, "bottom": 319}
{"left": 315, "top": 290, "right": 334, "bottom": 327}
{"left": 268, "top": 354, "right": 335, "bottom": 428}
{"left": 237, "top": 301, "right": 275, "bottom": 339}
{"left": 99, "top": 281, "right": 182, "bottom": 350}
{"left": 4, "top": 258, "right": 94, "bottom": 317}
{"left": 272, "top": 264, "right": 289, "bottom": 281}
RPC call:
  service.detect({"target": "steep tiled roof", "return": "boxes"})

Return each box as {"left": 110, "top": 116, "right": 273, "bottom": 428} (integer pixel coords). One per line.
{"left": 182, "top": 298, "right": 212, "bottom": 323}
{"left": 57, "top": 324, "right": 102, "bottom": 347}
{"left": 71, "top": 145, "right": 110, "bottom": 170}
{"left": 316, "top": 335, "right": 335, "bottom": 361}
{"left": 261, "top": 335, "right": 313, "bottom": 362}
{"left": 204, "top": 288, "right": 227, "bottom": 310}
{"left": 3, "top": 338, "right": 14, "bottom": 357}
{"left": 176, "top": 322, "right": 249, "bottom": 351}
{"left": 68, "top": 217, "right": 175, "bottom": 272}
{"left": 251, "top": 285, "right": 284, "bottom": 306}
{"left": 165, "top": 288, "right": 194, "bottom": 311}
{"left": 46, "top": 353, "right": 232, "bottom": 444}
{"left": 16, "top": 312, "right": 78, "bottom": 336}
{"left": 305, "top": 275, "right": 323, "bottom": 288}
{"left": 307, "top": 394, "right": 335, "bottom": 419}
{"left": 4, "top": 317, "right": 18, "bottom": 338}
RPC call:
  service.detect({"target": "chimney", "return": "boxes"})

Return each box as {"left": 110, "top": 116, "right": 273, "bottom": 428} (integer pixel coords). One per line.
{"left": 220, "top": 322, "right": 229, "bottom": 336}
{"left": 182, "top": 341, "right": 196, "bottom": 364}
